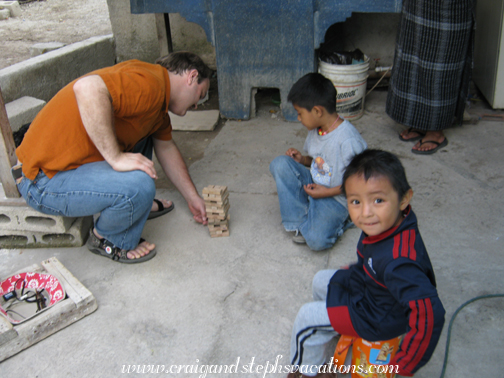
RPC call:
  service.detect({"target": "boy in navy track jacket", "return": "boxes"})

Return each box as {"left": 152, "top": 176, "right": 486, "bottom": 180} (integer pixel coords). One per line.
{"left": 288, "top": 150, "right": 445, "bottom": 377}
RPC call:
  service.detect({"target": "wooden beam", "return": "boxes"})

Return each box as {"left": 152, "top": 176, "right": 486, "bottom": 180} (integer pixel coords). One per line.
{"left": 0, "top": 86, "right": 20, "bottom": 198}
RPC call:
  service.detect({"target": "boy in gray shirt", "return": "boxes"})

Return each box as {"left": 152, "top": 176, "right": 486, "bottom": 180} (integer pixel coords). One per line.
{"left": 270, "top": 73, "right": 367, "bottom": 250}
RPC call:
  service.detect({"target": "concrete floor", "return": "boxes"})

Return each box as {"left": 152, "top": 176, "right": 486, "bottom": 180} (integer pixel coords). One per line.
{"left": 1, "top": 89, "right": 503, "bottom": 377}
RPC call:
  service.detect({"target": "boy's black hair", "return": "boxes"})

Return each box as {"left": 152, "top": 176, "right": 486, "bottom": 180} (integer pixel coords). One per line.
{"left": 342, "top": 149, "right": 411, "bottom": 199}
{"left": 287, "top": 73, "right": 337, "bottom": 114}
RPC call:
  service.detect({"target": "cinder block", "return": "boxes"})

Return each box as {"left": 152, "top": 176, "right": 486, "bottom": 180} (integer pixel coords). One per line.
{"left": 5, "top": 96, "right": 46, "bottom": 132}
{"left": 0, "top": 216, "right": 92, "bottom": 249}
{"left": 0, "top": 1, "right": 21, "bottom": 17}
{"left": 0, "top": 8, "right": 9, "bottom": 20}
{"left": 0, "top": 205, "right": 77, "bottom": 233}
{"left": 29, "top": 42, "right": 66, "bottom": 57}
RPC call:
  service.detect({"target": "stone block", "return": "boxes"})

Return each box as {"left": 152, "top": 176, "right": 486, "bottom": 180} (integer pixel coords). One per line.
{"left": 0, "top": 216, "right": 93, "bottom": 248}
{"left": 0, "top": 205, "right": 77, "bottom": 233}
{"left": 169, "top": 110, "right": 219, "bottom": 131}
{"left": 0, "top": 34, "right": 115, "bottom": 104}
{"left": 5, "top": 96, "right": 46, "bottom": 132}
{"left": 29, "top": 42, "right": 66, "bottom": 57}
{"left": 0, "top": 1, "right": 21, "bottom": 17}
{"left": 0, "top": 8, "right": 9, "bottom": 20}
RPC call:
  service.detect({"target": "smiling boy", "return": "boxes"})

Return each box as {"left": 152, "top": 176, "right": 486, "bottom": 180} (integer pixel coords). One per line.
{"left": 288, "top": 150, "right": 445, "bottom": 377}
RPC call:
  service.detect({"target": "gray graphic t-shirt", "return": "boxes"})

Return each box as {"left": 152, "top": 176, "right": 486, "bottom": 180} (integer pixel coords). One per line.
{"left": 303, "top": 120, "right": 367, "bottom": 208}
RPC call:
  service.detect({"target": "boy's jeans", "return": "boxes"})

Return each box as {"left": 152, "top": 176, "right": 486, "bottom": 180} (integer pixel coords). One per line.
{"left": 269, "top": 155, "right": 348, "bottom": 251}
{"left": 16, "top": 140, "right": 156, "bottom": 250}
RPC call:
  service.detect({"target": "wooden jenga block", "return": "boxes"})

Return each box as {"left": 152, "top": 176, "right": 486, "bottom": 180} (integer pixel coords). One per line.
{"left": 207, "top": 212, "right": 229, "bottom": 220}
{"left": 208, "top": 223, "right": 229, "bottom": 233}
{"left": 210, "top": 229, "right": 230, "bottom": 238}
{"left": 203, "top": 191, "right": 229, "bottom": 205}
{"left": 205, "top": 201, "right": 230, "bottom": 214}
{"left": 202, "top": 185, "right": 228, "bottom": 196}
{"left": 208, "top": 215, "right": 229, "bottom": 225}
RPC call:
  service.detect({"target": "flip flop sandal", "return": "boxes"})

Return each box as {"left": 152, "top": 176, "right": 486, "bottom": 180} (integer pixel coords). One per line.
{"left": 411, "top": 138, "right": 448, "bottom": 155}
{"left": 148, "top": 199, "right": 175, "bottom": 220}
{"left": 86, "top": 230, "right": 156, "bottom": 264}
{"left": 399, "top": 127, "right": 426, "bottom": 142}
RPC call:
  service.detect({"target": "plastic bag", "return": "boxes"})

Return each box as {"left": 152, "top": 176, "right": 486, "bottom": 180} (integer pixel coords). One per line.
{"left": 318, "top": 47, "right": 365, "bottom": 65}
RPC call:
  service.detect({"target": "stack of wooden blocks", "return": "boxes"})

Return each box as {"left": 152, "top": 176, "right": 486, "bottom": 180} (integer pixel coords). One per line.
{"left": 203, "top": 185, "right": 230, "bottom": 238}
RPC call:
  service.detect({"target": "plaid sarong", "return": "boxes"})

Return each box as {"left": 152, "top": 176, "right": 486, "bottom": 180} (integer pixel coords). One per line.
{"left": 386, "top": 0, "right": 475, "bottom": 131}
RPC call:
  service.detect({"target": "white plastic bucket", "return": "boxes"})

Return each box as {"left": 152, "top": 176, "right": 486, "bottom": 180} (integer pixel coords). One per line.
{"left": 319, "top": 56, "right": 370, "bottom": 121}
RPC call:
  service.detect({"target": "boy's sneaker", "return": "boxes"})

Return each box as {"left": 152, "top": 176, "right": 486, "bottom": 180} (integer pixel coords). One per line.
{"left": 292, "top": 230, "right": 306, "bottom": 244}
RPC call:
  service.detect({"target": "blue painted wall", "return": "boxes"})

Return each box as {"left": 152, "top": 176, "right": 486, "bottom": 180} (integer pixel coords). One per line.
{"left": 131, "top": 0, "right": 401, "bottom": 121}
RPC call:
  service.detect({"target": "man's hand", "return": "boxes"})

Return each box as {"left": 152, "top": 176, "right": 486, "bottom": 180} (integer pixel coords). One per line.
{"left": 110, "top": 152, "right": 158, "bottom": 179}
{"left": 188, "top": 195, "right": 208, "bottom": 225}
{"left": 285, "top": 148, "right": 303, "bottom": 163}
{"left": 153, "top": 138, "right": 208, "bottom": 225}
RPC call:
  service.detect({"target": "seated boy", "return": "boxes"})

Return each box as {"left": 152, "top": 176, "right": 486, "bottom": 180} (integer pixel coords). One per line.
{"left": 288, "top": 149, "right": 445, "bottom": 377}
{"left": 269, "top": 73, "right": 367, "bottom": 251}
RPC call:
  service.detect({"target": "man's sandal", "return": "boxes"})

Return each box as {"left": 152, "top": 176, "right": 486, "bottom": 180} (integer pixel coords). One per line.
{"left": 86, "top": 230, "right": 156, "bottom": 264}
{"left": 148, "top": 199, "right": 174, "bottom": 220}
{"left": 399, "top": 127, "right": 426, "bottom": 142}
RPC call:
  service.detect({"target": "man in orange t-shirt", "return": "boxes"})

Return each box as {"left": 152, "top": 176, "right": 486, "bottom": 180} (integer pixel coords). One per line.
{"left": 15, "top": 52, "right": 211, "bottom": 263}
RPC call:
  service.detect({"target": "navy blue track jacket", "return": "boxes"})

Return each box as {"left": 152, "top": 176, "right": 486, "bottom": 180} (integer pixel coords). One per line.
{"left": 326, "top": 207, "right": 445, "bottom": 376}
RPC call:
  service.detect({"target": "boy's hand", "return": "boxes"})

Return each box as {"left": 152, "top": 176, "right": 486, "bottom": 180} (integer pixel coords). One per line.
{"left": 285, "top": 148, "right": 303, "bottom": 163}
{"left": 304, "top": 183, "right": 329, "bottom": 199}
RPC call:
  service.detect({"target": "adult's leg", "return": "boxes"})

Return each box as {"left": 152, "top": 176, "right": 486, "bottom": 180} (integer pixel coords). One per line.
{"left": 269, "top": 155, "right": 313, "bottom": 231}
{"left": 299, "top": 197, "right": 348, "bottom": 251}
{"left": 132, "top": 137, "right": 173, "bottom": 214}
{"left": 17, "top": 161, "right": 155, "bottom": 250}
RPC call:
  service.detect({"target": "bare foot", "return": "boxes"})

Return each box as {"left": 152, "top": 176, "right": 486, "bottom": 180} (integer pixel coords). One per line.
{"left": 126, "top": 239, "right": 156, "bottom": 260}
{"left": 400, "top": 128, "right": 425, "bottom": 141}
{"left": 151, "top": 199, "right": 172, "bottom": 212}
{"left": 93, "top": 229, "right": 155, "bottom": 260}
{"left": 412, "top": 131, "right": 446, "bottom": 152}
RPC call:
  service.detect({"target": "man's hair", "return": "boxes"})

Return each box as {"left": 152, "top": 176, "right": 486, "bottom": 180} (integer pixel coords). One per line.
{"left": 287, "top": 73, "right": 337, "bottom": 113}
{"left": 342, "top": 149, "right": 411, "bottom": 200}
{"left": 156, "top": 51, "right": 213, "bottom": 84}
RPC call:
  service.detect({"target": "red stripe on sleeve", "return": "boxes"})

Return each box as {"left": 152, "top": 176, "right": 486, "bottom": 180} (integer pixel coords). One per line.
{"left": 401, "top": 299, "right": 427, "bottom": 370}
{"left": 393, "top": 234, "right": 400, "bottom": 259}
{"left": 401, "top": 230, "right": 410, "bottom": 258}
{"left": 408, "top": 298, "right": 434, "bottom": 370}
{"left": 409, "top": 230, "right": 417, "bottom": 261}
{"left": 394, "top": 301, "right": 418, "bottom": 363}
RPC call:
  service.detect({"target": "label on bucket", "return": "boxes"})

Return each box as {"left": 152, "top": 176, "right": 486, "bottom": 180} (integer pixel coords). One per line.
{"left": 319, "top": 57, "right": 370, "bottom": 121}
{"left": 335, "top": 82, "right": 367, "bottom": 120}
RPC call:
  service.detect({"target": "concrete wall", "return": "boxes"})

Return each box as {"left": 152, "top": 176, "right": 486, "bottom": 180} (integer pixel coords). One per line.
{"left": 168, "top": 13, "right": 217, "bottom": 70}
{"left": 0, "top": 35, "right": 115, "bottom": 104}
{"left": 107, "top": 4, "right": 397, "bottom": 71}
{"left": 338, "top": 13, "right": 400, "bottom": 67}
{"left": 106, "top": 0, "right": 161, "bottom": 63}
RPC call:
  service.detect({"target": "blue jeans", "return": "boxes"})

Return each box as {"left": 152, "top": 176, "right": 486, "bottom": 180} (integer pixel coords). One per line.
{"left": 17, "top": 142, "right": 156, "bottom": 250}
{"left": 269, "top": 155, "right": 349, "bottom": 251}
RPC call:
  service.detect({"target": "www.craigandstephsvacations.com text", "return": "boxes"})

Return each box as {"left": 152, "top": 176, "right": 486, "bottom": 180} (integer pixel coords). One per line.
{"left": 121, "top": 355, "right": 399, "bottom": 377}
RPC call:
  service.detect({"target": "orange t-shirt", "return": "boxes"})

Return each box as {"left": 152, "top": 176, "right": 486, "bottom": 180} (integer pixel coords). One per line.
{"left": 16, "top": 60, "right": 173, "bottom": 180}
